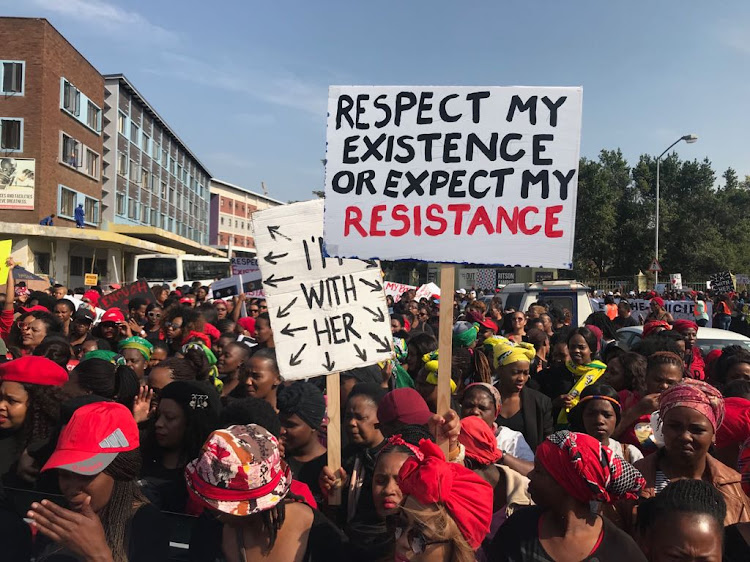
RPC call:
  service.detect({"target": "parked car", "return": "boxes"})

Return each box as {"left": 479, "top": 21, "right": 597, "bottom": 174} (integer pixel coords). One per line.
{"left": 617, "top": 326, "right": 750, "bottom": 355}
{"left": 499, "top": 281, "right": 594, "bottom": 326}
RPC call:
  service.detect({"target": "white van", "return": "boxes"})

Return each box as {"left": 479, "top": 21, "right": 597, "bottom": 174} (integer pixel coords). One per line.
{"left": 499, "top": 280, "right": 594, "bottom": 326}
{"left": 132, "top": 254, "right": 230, "bottom": 289}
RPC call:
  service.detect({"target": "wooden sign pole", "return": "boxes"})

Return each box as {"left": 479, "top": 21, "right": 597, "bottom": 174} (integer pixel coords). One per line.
{"left": 326, "top": 372, "right": 342, "bottom": 505}
{"left": 436, "top": 264, "right": 455, "bottom": 454}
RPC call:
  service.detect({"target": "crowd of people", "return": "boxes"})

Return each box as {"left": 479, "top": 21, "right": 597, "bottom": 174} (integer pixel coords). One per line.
{"left": 0, "top": 257, "right": 749, "bottom": 561}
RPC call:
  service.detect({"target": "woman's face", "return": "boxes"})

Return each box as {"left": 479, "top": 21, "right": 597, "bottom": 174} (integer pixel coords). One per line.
{"left": 99, "top": 322, "right": 118, "bottom": 341}
{"left": 725, "top": 361, "right": 750, "bottom": 383}
{"left": 407, "top": 302, "right": 419, "bottom": 316}
{"left": 214, "top": 302, "right": 228, "bottom": 320}
{"left": 54, "top": 303, "right": 73, "bottom": 324}
{"left": 345, "top": 394, "right": 382, "bottom": 448}
{"left": 604, "top": 357, "right": 625, "bottom": 391}
{"left": 549, "top": 342, "right": 570, "bottom": 367}
{"left": 165, "top": 317, "right": 183, "bottom": 342}
{"left": 255, "top": 319, "right": 273, "bottom": 344}
{"left": 394, "top": 496, "right": 453, "bottom": 561}
{"left": 122, "top": 348, "right": 147, "bottom": 381}
{"left": 217, "top": 345, "right": 245, "bottom": 375}
{"left": 372, "top": 451, "right": 410, "bottom": 518}
{"left": 582, "top": 398, "right": 617, "bottom": 443}
{"left": 391, "top": 318, "right": 403, "bottom": 334}
{"left": 568, "top": 334, "right": 592, "bottom": 365}
{"left": 681, "top": 328, "right": 697, "bottom": 349}
{"left": 280, "top": 413, "right": 317, "bottom": 457}
{"left": 245, "top": 356, "right": 279, "bottom": 400}
{"left": 148, "top": 347, "right": 168, "bottom": 369}
{"left": 499, "top": 361, "right": 530, "bottom": 394}
{"left": 196, "top": 287, "right": 207, "bottom": 300}
{"left": 58, "top": 470, "right": 115, "bottom": 514}
{"left": 511, "top": 312, "right": 526, "bottom": 332}
{"left": 21, "top": 318, "right": 47, "bottom": 349}
{"left": 662, "top": 406, "right": 714, "bottom": 464}
{"left": 0, "top": 381, "right": 29, "bottom": 431}
{"left": 642, "top": 512, "right": 722, "bottom": 562}
{"left": 414, "top": 370, "right": 438, "bottom": 413}
{"left": 71, "top": 319, "right": 90, "bottom": 337}
{"left": 154, "top": 398, "right": 186, "bottom": 450}
{"left": 527, "top": 457, "right": 564, "bottom": 509}
{"left": 460, "top": 388, "right": 496, "bottom": 428}
{"left": 646, "top": 364, "right": 683, "bottom": 395}
{"left": 146, "top": 307, "right": 162, "bottom": 326}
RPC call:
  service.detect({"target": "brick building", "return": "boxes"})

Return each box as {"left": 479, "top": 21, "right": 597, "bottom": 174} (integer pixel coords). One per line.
{"left": 0, "top": 17, "right": 103, "bottom": 226}
{"left": 209, "top": 179, "right": 283, "bottom": 253}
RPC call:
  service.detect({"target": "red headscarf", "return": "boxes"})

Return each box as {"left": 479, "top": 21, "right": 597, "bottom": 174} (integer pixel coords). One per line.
{"left": 82, "top": 290, "right": 100, "bottom": 307}
{"left": 537, "top": 431, "right": 645, "bottom": 505}
{"left": 458, "top": 415, "right": 502, "bottom": 466}
{"left": 651, "top": 297, "right": 665, "bottom": 308}
{"left": 398, "top": 439, "right": 493, "bottom": 549}
{"left": 237, "top": 317, "right": 256, "bottom": 337}
{"left": 643, "top": 320, "right": 671, "bottom": 338}
{"left": 673, "top": 319, "right": 698, "bottom": 333}
{"left": 659, "top": 379, "right": 725, "bottom": 433}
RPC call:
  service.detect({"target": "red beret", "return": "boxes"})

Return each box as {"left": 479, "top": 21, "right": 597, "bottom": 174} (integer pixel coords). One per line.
{"left": 0, "top": 356, "right": 68, "bottom": 386}
{"left": 21, "top": 305, "right": 50, "bottom": 314}
{"left": 651, "top": 297, "right": 665, "bottom": 308}
{"left": 673, "top": 319, "right": 699, "bottom": 333}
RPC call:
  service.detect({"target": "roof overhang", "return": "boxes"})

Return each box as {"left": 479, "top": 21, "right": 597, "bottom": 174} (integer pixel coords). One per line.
{"left": 107, "top": 225, "right": 226, "bottom": 256}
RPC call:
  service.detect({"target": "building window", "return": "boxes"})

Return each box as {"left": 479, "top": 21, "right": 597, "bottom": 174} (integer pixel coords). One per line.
{"left": 59, "top": 186, "right": 76, "bottom": 217}
{"left": 141, "top": 168, "right": 149, "bottom": 187}
{"left": 61, "top": 133, "right": 81, "bottom": 168}
{"left": 128, "top": 197, "right": 136, "bottom": 220}
{"left": 162, "top": 149, "right": 168, "bottom": 167}
{"left": 116, "top": 193, "right": 125, "bottom": 215}
{"left": 169, "top": 186, "right": 175, "bottom": 204}
{"left": 117, "top": 153, "right": 127, "bottom": 176}
{"left": 130, "top": 123, "right": 139, "bottom": 145}
{"left": 69, "top": 256, "right": 84, "bottom": 277}
{"left": 0, "top": 118, "right": 22, "bottom": 151}
{"left": 1, "top": 61, "right": 24, "bottom": 95}
{"left": 220, "top": 217, "right": 224, "bottom": 226}
{"left": 129, "top": 160, "right": 137, "bottom": 180}
{"left": 141, "top": 132, "right": 150, "bottom": 154}
{"left": 35, "top": 252, "right": 50, "bottom": 275}
{"left": 152, "top": 141, "right": 160, "bottom": 162}
{"left": 150, "top": 209, "right": 158, "bottom": 226}
{"left": 85, "top": 149, "right": 99, "bottom": 178}
{"left": 118, "top": 112, "right": 126, "bottom": 134}
{"left": 170, "top": 157, "right": 176, "bottom": 175}
{"left": 86, "top": 101, "right": 101, "bottom": 133}
{"left": 140, "top": 203, "right": 147, "bottom": 224}
{"left": 62, "top": 80, "right": 81, "bottom": 116}
{"left": 160, "top": 181, "right": 167, "bottom": 199}
{"left": 84, "top": 196, "right": 99, "bottom": 225}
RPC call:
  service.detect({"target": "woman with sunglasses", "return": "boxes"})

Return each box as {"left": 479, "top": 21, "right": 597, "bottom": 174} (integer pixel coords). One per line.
{"left": 143, "top": 303, "right": 163, "bottom": 343}
{"left": 394, "top": 438, "right": 493, "bottom": 562}
{"left": 505, "top": 311, "right": 527, "bottom": 344}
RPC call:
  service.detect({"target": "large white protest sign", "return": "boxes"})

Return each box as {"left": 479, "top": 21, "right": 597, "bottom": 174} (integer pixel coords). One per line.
{"left": 383, "top": 281, "right": 416, "bottom": 302}
{"left": 591, "top": 298, "right": 713, "bottom": 323}
{"left": 251, "top": 199, "right": 393, "bottom": 380}
{"left": 323, "top": 86, "right": 583, "bottom": 268}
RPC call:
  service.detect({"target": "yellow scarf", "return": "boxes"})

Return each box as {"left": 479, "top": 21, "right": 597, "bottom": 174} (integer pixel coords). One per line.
{"left": 556, "top": 360, "right": 607, "bottom": 425}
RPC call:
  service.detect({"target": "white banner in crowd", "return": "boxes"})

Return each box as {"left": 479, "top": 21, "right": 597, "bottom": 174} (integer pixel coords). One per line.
{"left": 591, "top": 298, "right": 713, "bottom": 323}
{"left": 383, "top": 281, "right": 416, "bottom": 302}
{"left": 323, "top": 86, "right": 583, "bottom": 268}
{"left": 231, "top": 257, "right": 260, "bottom": 277}
{"left": 251, "top": 199, "right": 393, "bottom": 380}
{"left": 210, "top": 270, "right": 265, "bottom": 300}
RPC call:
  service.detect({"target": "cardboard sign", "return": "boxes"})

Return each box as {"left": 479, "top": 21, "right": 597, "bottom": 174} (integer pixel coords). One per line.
{"left": 211, "top": 271, "right": 265, "bottom": 300}
{"left": 84, "top": 273, "right": 99, "bottom": 286}
{"left": 251, "top": 199, "right": 393, "bottom": 380}
{"left": 383, "top": 281, "right": 417, "bottom": 302}
{"left": 231, "top": 257, "right": 260, "bottom": 276}
{"left": 98, "top": 280, "right": 155, "bottom": 312}
{"left": 323, "top": 86, "right": 583, "bottom": 268}
{"left": 591, "top": 298, "right": 713, "bottom": 322}
{"left": 710, "top": 272, "right": 735, "bottom": 294}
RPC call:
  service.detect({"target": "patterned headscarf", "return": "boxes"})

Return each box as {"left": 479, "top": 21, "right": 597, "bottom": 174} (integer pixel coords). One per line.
{"left": 118, "top": 336, "right": 153, "bottom": 361}
{"left": 484, "top": 336, "right": 536, "bottom": 370}
{"left": 452, "top": 321, "right": 479, "bottom": 348}
{"left": 537, "top": 431, "right": 646, "bottom": 505}
{"left": 464, "top": 382, "right": 502, "bottom": 418}
{"left": 659, "top": 379, "right": 725, "bottom": 432}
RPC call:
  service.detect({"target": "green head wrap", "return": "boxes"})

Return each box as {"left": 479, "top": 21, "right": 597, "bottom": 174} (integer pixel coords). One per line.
{"left": 118, "top": 336, "right": 154, "bottom": 361}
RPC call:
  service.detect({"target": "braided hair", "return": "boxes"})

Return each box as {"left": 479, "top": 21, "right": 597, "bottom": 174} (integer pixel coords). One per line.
{"left": 636, "top": 479, "right": 726, "bottom": 534}
{"left": 647, "top": 351, "right": 685, "bottom": 373}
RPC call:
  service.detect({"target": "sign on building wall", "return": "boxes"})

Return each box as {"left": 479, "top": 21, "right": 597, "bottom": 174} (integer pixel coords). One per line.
{"left": 323, "top": 86, "right": 583, "bottom": 268}
{"left": 251, "top": 199, "right": 393, "bottom": 381}
{"left": 0, "top": 158, "right": 35, "bottom": 210}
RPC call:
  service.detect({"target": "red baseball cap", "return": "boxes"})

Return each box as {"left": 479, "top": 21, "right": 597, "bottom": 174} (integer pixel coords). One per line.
{"left": 378, "top": 388, "right": 432, "bottom": 426}
{"left": 42, "top": 402, "right": 139, "bottom": 475}
{"left": 21, "top": 305, "right": 50, "bottom": 314}
{"left": 0, "top": 356, "right": 68, "bottom": 386}
{"left": 101, "top": 308, "right": 125, "bottom": 323}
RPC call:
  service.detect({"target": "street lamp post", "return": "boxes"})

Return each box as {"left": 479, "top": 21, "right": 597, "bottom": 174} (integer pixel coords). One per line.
{"left": 654, "top": 134, "right": 698, "bottom": 288}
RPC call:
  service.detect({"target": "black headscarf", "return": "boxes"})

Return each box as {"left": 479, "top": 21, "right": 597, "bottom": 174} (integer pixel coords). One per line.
{"left": 277, "top": 381, "right": 326, "bottom": 429}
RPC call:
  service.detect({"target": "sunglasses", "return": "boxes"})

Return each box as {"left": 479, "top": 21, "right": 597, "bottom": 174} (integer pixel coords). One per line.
{"left": 260, "top": 305, "right": 267, "bottom": 310}
{"left": 393, "top": 519, "right": 450, "bottom": 555}
{"left": 147, "top": 312, "right": 161, "bottom": 318}
{"left": 249, "top": 308, "right": 259, "bottom": 313}
{"left": 215, "top": 307, "right": 227, "bottom": 312}
{"left": 164, "top": 322, "right": 183, "bottom": 329}
{"left": 418, "top": 312, "right": 429, "bottom": 318}
{"left": 16, "top": 322, "right": 32, "bottom": 331}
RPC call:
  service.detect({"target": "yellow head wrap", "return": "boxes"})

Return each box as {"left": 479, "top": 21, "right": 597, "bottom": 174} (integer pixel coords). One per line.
{"left": 421, "top": 351, "right": 457, "bottom": 393}
{"left": 484, "top": 336, "right": 536, "bottom": 370}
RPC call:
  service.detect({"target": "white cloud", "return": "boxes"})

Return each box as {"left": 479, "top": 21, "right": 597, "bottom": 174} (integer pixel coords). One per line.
{"left": 28, "top": 0, "right": 179, "bottom": 46}
{"left": 152, "top": 52, "right": 327, "bottom": 117}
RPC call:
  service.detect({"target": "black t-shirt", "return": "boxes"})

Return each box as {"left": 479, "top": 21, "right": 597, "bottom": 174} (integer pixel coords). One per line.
{"left": 487, "top": 505, "right": 646, "bottom": 562}
{"left": 287, "top": 453, "right": 328, "bottom": 507}
{"left": 613, "top": 315, "right": 639, "bottom": 329}
{"left": 497, "top": 409, "right": 526, "bottom": 435}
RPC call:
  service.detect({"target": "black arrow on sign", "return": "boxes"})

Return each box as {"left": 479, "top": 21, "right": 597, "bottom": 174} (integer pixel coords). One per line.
{"left": 290, "top": 343, "right": 307, "bottom": 367}
{"left": 263, "top": 274, "right": 293, "bottom": 288}
{"left": 268, "top": 225, "right": 291, "bottom": 241}
{"left": 354, "top": 344, "right": 367, "bottom": 362}
{"left": 276, "top": 297, "right": 297, "bottom": 319}
{"left": 281, "top": 324, "right": 308, "bottom": 337}
{"left": 363, "top": 306, "right": 385, "bottom": 323}
{"left": 263, "top": 250, "right": 288, "bottom": 265}
{"left": 359, "top": 278, "right": 383, "bottom": 292}
{"left": 369, "top": 332, "right": 391, "bottom": 353}
{"left": 363, "top": 259, "right": 378, "bottom": 269}
{"left": 322, "top": 352, "right": 336, "bottom": 372}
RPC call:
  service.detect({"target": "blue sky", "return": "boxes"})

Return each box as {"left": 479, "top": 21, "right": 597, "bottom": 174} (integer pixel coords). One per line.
{"left": 4, "top": 0, "right": 749, "bottom": 201}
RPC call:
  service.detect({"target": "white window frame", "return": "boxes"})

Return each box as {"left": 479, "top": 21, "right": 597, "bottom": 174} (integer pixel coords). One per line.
{"left": 116, "top": 193, "right": 125, "bottom": 216}
{"left": 84, "top": 196, "right": 99, "bottom": 226}
{"left": 61, "top": 79, "right": 81, "bottom": 117}
{"left": 59, "top": 131, "right": 100, "bottom": 180}
{"left": 85, "top": 149, "right": 99, "bottom": 179}
{"left": 118, "top": 112, "right": 127, "bottom": 135}
{"left": 117, "top": 153, "right": 127, "bottom": 177}
{"left": 130, "top": 123, "right": 139, "bottom": 146}
{"left": 141, "top": 132, "right": 150, "bottom": 154}
{"left": 86, "top": 100, "right": 102, "bottom": 133}
{"left": 0, "top": 61, "right": 25, "bottom": 96}
{"left": 58, "top": 185, "right": 77, "bottom": 219}
{"left": 0, "top": 117, "right": 23, "bottom": 152}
